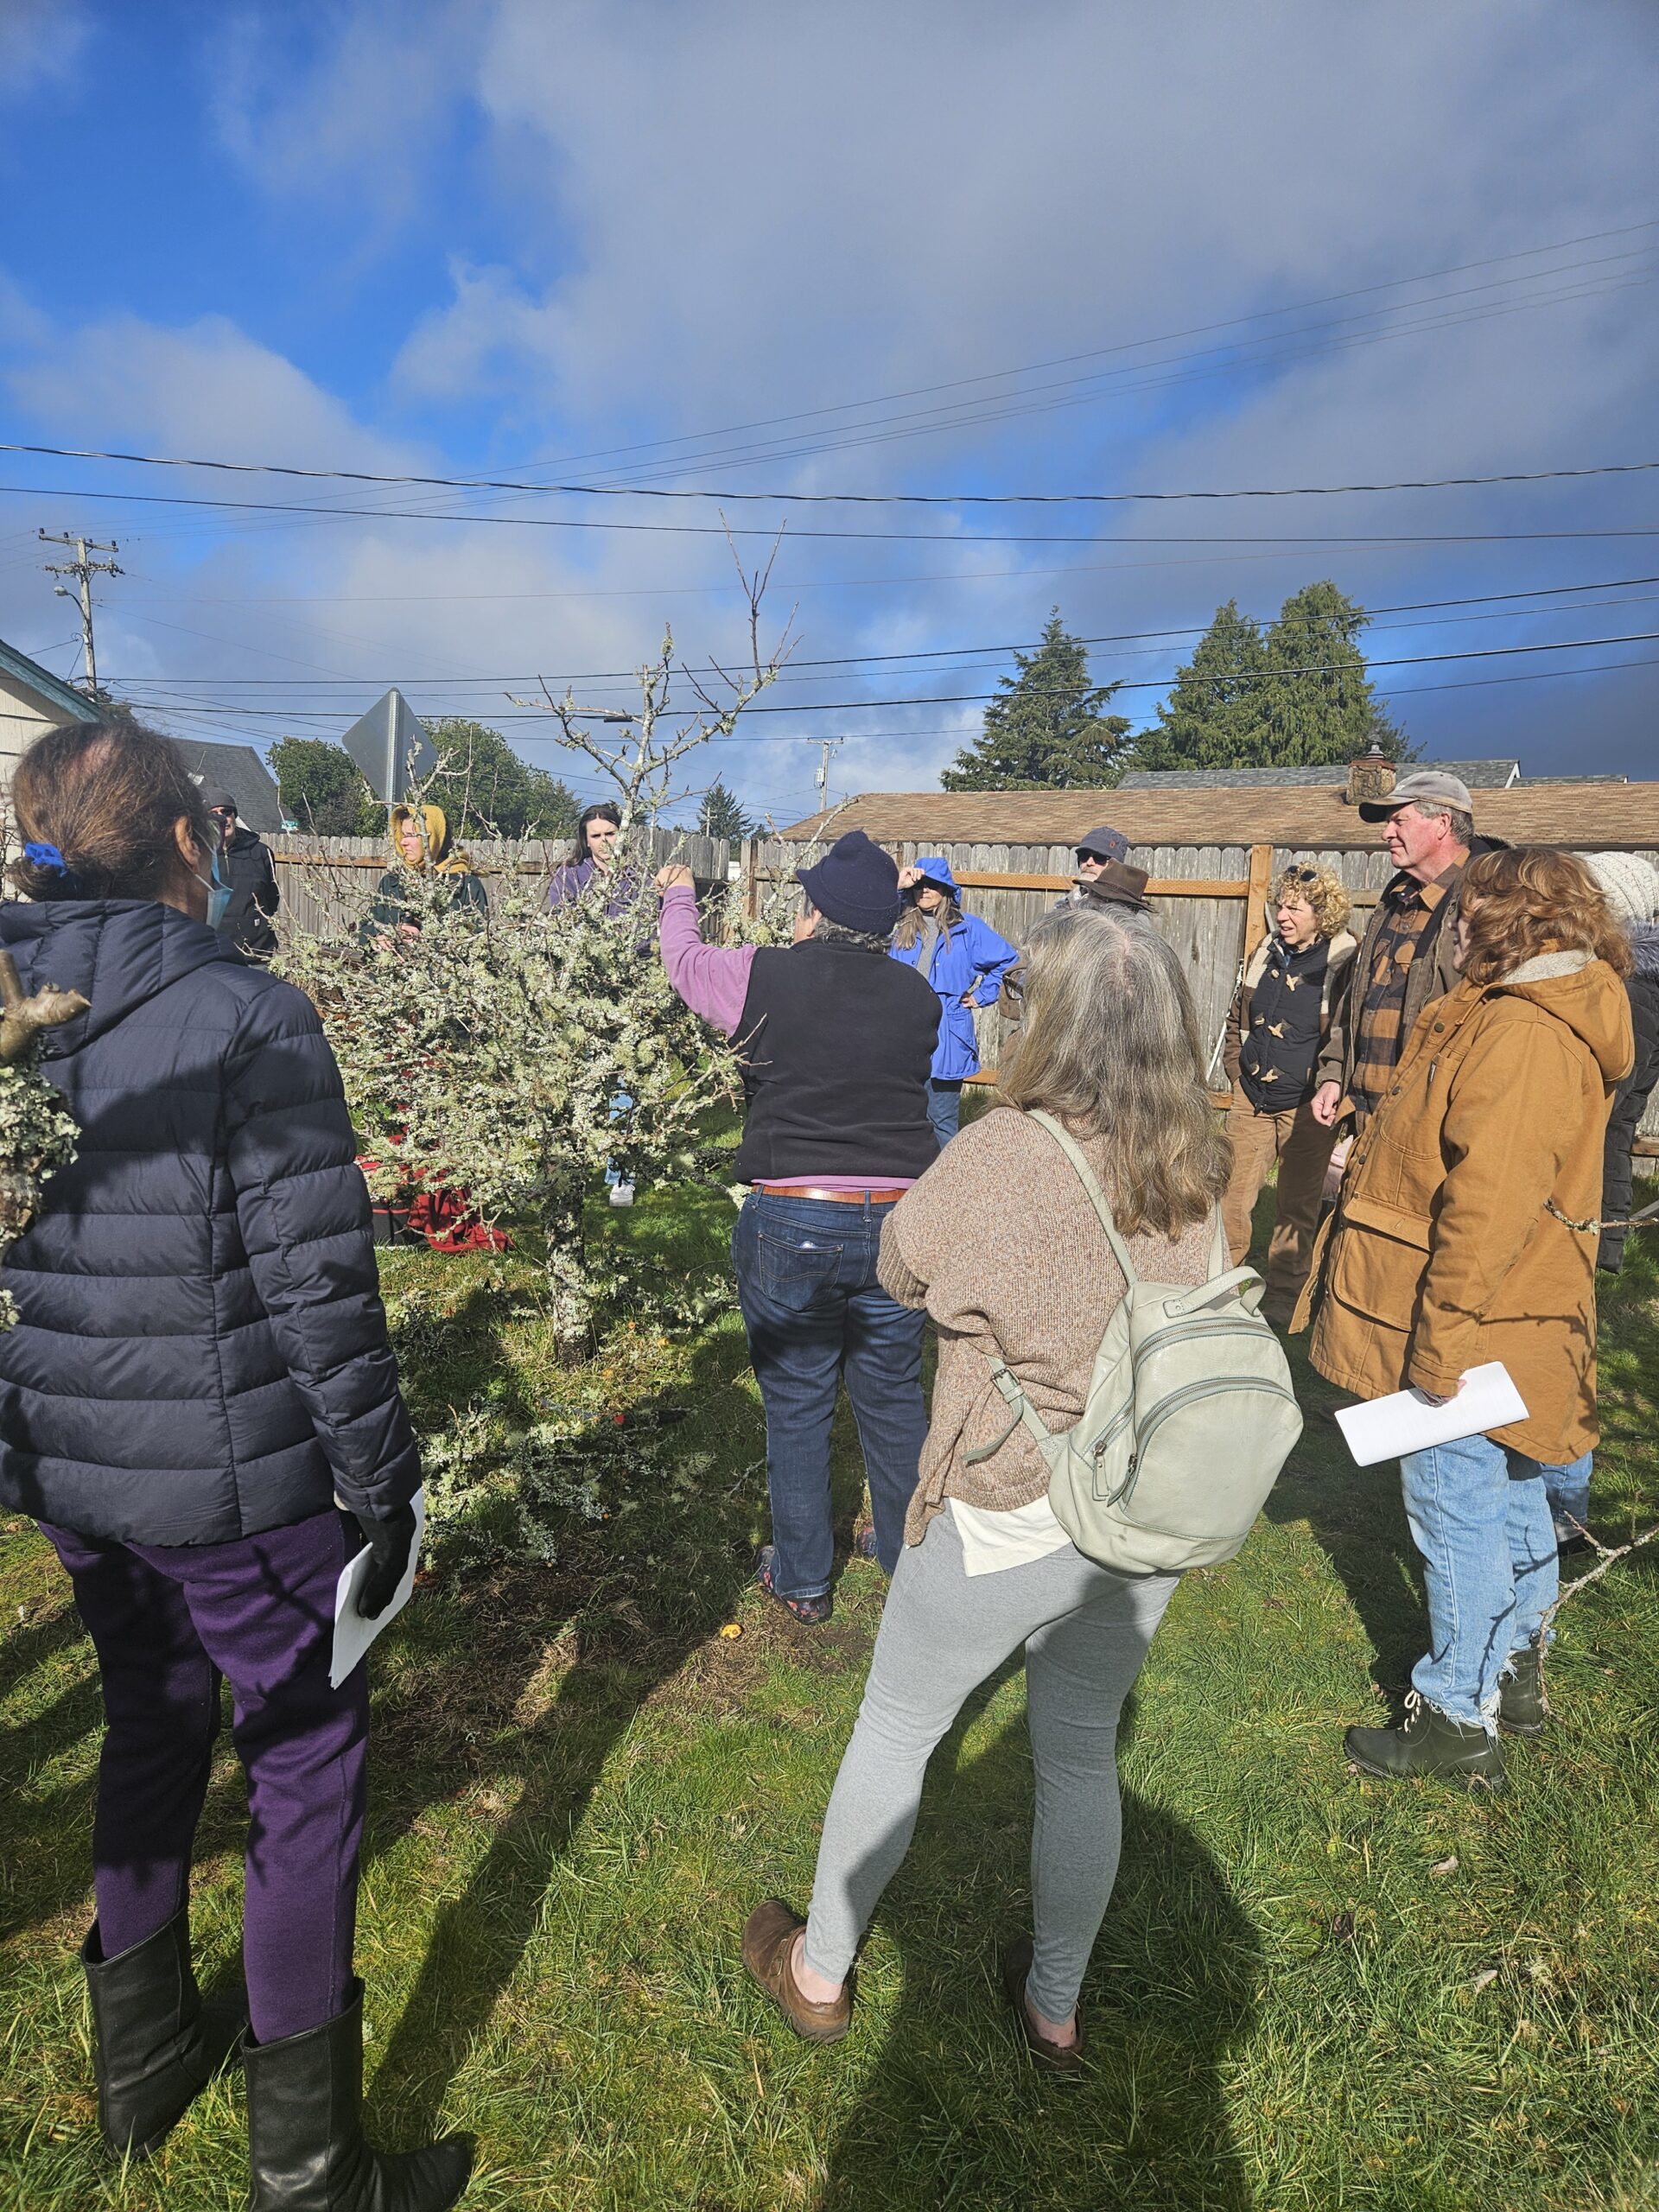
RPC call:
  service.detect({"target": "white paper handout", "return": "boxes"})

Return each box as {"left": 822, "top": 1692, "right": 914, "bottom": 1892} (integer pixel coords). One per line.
{"left": 1334, "top": 1363, "right": 1529, "bottom": 1469}
{"left": 330, "top": 1491, "right": 425, "bottom": 1689}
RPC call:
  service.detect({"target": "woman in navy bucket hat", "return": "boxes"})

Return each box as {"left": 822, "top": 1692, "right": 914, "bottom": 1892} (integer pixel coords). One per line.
{"left": 891, "top": 859, "right": 1019, "bottom": 1144}
{"left": 0, "top": 720, "right": 470, "bottom": 2209}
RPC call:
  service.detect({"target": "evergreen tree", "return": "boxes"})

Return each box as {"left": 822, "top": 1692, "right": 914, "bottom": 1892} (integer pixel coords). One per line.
{"left": 1130, "top": 600, "right": 1270, "bottom": 772}
{"left": 941, "top": 610, "right": 1130, "bottom": 790}
{"left": 427, "top": 719, "right": 578, "bottom": 837}
{"left": 269, "top": 736, "right": 380, "bottom": 835}
{"left": 696, "top": 779, "right": 755, "bottom": 842}
{"left": 1259, "top": 582, "right": 1407, "bottom": 763}
{"left": 1127, "top": 582, "right": 1408, "bottom": 772}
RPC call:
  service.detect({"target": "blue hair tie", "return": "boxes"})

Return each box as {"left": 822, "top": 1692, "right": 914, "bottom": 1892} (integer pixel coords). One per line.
{"left": 22, "top": 842, "right": 85, "bottom": 898}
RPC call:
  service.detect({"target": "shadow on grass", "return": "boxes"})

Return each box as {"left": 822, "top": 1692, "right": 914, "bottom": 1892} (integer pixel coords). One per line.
{"left": 360, "top": 1292, "right": 769, "bottom": 2137}
{"left": 817, "top": 1693, "right": 1261, "bottom": 2212}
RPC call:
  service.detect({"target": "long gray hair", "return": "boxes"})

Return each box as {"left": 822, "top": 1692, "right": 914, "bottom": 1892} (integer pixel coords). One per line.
{"left": 997, "top": 903, "right": 1230, "bottom": 1236}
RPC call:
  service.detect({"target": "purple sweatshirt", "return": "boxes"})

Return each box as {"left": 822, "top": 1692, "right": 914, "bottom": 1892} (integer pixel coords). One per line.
{"left": 657, "top": 886, "right": 917, "bottom": 1192}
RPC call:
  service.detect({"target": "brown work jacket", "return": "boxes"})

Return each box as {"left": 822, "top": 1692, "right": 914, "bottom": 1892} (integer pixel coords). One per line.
{"left": 1296, "top": 950, "right": 1633, "bottom": 1464}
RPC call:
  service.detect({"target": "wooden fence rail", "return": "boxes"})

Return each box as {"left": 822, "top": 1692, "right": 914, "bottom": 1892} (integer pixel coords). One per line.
{"left": 264, "top": 828, "right": 1659, "bottom": 1146}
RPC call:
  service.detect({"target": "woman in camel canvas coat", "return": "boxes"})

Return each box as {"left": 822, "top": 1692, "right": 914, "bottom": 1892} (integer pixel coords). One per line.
{"left": 1297, "top": 848, "right": 1633, "bottom": 1787}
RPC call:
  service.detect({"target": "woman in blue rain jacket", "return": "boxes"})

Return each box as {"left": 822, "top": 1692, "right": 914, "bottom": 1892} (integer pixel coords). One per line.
{"left": 889, "top": 858, "right": 1019, "bottom": 1146}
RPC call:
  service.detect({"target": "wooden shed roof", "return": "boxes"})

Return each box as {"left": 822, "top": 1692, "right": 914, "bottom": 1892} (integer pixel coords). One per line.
{"left": 778, "top": 780, "right": 1659, "bottom": 853}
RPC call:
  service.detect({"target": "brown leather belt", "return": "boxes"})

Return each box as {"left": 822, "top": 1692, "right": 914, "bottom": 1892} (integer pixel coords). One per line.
{"left": 752, "top": 1184, "right": 911, "bottom": 1205}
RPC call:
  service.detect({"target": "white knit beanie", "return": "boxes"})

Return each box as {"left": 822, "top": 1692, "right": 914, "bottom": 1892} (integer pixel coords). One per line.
{"left": 1584, "top": 851, "right": 1659, "bottom": 928}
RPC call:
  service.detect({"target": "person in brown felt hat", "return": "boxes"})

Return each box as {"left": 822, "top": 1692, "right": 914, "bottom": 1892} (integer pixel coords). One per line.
{"left": 1071, "top": 823, "right": 1152, "bottom": 915}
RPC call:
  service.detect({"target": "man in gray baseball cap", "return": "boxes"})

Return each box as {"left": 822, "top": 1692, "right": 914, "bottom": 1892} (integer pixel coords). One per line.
{"left": 1310, "top": 768, "right": 1501, "bottom": 1141}
{"left": 1053, "top": 822, "right": 1152, "bottom": 914}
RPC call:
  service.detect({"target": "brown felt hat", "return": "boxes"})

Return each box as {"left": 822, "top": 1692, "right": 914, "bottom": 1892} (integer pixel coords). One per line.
{"left": 1076, "top": 859, "right": 1152, "bottom": 914}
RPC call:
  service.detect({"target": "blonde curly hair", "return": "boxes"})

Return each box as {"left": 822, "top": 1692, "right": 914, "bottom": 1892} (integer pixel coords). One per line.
{"left": 1272, "top": 861, "right": 1351, "bottom": 939}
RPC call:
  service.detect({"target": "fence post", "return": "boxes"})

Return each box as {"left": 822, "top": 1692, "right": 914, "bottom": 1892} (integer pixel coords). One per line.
{"left": 1242, "top": 844, "right": 1273, "bottom": 963}
{"left": 741, "top": 836, "right": 760, "bottom": 919}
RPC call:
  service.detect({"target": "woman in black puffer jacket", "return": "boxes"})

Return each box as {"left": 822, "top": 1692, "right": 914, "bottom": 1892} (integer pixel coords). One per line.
{"left": 0, "top": 721, "right": 469, "bottom": 2211}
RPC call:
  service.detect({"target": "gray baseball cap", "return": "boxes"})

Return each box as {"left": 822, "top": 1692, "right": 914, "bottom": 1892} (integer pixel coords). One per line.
{"left": 1357, "top": 769, "right": 1474, "bottom": 823}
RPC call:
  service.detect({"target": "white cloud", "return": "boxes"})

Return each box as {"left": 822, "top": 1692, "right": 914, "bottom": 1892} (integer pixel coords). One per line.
{"left": 5, "top": 0, "right": 1656, "bottom": 795}
{"left": 4, "top": 311, "right": 420, "bottom": 473}
{"left": 204, "top": 1, "right": 474, "bottom": 222}
{"left": 0, "top": 0, "right": 91, "bottom": 101}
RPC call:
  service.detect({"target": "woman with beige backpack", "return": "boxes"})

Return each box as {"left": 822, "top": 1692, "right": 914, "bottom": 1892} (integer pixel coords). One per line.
{"left": 741, "top": 899, "right": 1297, "bottom": 2069}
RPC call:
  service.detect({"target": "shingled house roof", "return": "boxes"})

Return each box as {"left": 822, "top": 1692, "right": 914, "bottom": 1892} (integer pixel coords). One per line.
{"left": 778, "top": 780, "right": 1659, "bottom": 853}
{"left": 1116, "top": 758, "right": 1522, "bottom": 790}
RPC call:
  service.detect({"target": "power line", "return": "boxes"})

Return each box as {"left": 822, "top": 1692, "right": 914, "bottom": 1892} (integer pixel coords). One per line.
{"left": 111, "top": 626, "right": 1659, "bottom": 725}
{"left": 8, "top": 480, "right": 1657, "bottom": 545}
{"left": 7, "top": 437, "right": 1654, "bottom": 505}
{"left": 103, "top": 574, "right": 1659, "bottom": 687}
{"left": 121, "top": 649, "right": 1659, "bottom": 749}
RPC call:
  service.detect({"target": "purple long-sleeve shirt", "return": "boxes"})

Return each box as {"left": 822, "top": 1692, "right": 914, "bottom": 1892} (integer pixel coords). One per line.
{"left": 658, "top": 883, "right": 755, "bottom": 1035}
{"left": 657, "top": 886, "right": 918, "bottom": 1192}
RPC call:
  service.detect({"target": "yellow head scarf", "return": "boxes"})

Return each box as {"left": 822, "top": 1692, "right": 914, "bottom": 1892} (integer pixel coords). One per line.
{"left": 389, "top": 804, "right": 472, "bottom": 876}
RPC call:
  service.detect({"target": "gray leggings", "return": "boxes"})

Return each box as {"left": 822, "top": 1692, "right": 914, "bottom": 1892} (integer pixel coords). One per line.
{"left": 802, "top": 1503, "right": 1177, "bottom": 2021}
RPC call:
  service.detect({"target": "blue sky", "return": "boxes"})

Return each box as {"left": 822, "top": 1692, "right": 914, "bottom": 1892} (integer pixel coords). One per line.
{"left": 2, "top": 0, "right": 1656, "bottom": 824}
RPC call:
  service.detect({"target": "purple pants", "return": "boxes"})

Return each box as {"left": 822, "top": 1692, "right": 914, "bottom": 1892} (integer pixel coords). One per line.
{"left": 41, "top": 1507, "right": 369, "bottom": 2044}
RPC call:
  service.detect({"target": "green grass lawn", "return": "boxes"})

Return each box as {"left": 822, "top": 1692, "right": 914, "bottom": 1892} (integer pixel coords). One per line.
{"left": 3, "top": 1166, "right": 1659, "bottom": 2210}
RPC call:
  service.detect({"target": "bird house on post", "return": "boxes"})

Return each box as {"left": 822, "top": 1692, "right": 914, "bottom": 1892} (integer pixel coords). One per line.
{"left": 1346, "top": 741, "right": 1396, "bottom": 810}
{"left": 340, "top": 690, "right": 437, "bottom": 804}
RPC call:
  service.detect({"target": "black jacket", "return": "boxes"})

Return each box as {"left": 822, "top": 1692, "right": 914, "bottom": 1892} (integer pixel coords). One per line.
{"left": 1600, "top": 923, "right": 1659, "bottom": 1270}
{"left": 733, "top": 939, "right": 940, "bottom": 1184}
{"left": 217, "top": 824, "right": 280, "bottom": 961}
{"left": 0, "top": 899, "right": 420, "bottom": 1544}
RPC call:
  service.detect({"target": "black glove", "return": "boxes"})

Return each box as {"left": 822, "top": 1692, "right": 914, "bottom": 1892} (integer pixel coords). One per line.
{"left": 353, "top": 1503, "right": 419, "bottom": 1620}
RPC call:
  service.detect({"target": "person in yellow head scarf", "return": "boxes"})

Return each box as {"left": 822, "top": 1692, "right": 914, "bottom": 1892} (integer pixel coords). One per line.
{"left": 362, "top": 804, "right": 488, "bottom": 943}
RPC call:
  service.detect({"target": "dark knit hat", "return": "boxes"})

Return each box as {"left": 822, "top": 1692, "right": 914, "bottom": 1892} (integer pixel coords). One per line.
{"left": 796, "top": 830, "right": 901, "bottom": 935}
{"left": 199, "top": 784, "right": 238, "bottom": 814}
{"left": 1076, "top": 823, "right": 1129, "bottom": 865}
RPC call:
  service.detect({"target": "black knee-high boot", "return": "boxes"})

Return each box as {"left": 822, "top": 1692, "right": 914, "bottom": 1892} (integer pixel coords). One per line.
{"left": 243, "top": 1980, "right": 472, "bottom": 2211}
{"left": 81, "top": 1909, "right": 245, "bottom": 2156}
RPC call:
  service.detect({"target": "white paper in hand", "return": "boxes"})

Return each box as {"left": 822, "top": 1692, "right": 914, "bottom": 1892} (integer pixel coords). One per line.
{"left": 330, "top": 1491, "right": 425, "bottom": 1689}
{"left": 1334, "top": 1364, "right": 1528, "bottom": 1468}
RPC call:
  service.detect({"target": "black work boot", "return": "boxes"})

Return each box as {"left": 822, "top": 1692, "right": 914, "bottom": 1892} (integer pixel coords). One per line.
{"left": 81, "top": 1909, "right": 245, "bottom": 2158}
{"left": 1344, "top": 1692, "right": 1507, "bottom": 1789}
{"left": 243, "top": 1981, "right": 472, "bottom": 2211}
{"left": 1498, "top": 1640, "right": 1548, "bottom": 1736}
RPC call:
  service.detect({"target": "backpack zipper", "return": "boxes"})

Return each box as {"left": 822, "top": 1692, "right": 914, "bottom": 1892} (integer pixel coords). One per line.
{"left": 1099, "top": 1375, "right": 1301, "bottom": 1510}
{"left": 1130, "top": 1316, "right": 1269, "bottom": 1377}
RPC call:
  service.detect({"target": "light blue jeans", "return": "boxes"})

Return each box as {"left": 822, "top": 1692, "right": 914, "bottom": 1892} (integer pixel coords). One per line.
{"left": 1400, "top": 1434, "right": 1560, "bottom": 1730}
{"left": 1541, "top": 1452, "right": 1593, "bottom": 1544}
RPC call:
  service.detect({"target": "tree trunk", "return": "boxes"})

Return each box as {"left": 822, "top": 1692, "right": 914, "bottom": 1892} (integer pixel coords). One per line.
{"left": 542, "top": 1189, "right": 592, "bottom": 1368}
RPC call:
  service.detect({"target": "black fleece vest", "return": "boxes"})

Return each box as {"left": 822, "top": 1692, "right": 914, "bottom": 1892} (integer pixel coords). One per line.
{"left": 733, "top": 940, "right": 941, "bottom": 1183}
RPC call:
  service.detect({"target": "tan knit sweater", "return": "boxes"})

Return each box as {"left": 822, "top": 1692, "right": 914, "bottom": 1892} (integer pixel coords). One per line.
{"left": 877, "top": 1106, "right": 1217, "bottom": 1544}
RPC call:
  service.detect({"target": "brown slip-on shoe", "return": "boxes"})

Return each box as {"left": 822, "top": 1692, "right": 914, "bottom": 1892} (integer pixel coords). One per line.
{"left": 1001, "top": 1936, "right": 1085, "bottom": 2075}
{"left": 741, "top": 1901, "right": 851, "bottom": 2044}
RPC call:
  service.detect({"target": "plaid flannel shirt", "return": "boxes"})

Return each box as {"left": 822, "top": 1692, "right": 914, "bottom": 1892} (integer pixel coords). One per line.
{"left": 1346, "top": 872, "right": 1450, "bottom": 1124}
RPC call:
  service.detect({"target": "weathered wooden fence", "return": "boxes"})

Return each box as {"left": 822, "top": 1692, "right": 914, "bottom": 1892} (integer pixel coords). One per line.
{"left": 741, "top": 834, "right": 1659, "bottom": 1141}
{"left": 272, "top": 825, "right": 734, "bottom": 942}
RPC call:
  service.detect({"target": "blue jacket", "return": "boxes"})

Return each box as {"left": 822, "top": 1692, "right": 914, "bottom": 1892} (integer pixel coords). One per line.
{"left": 0, "top": 899, "right": 421, "bottom": 1546}
{"left": 888, "top": 868, "right": 1019, "bottom": 1082}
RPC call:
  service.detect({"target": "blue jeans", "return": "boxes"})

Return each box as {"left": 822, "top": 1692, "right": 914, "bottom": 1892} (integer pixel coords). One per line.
{"left": 1541, "top": 1452, "right": 1593, "bottom": 1543}
{"left": 731, "top": 1192, "right": 927, "bottom": 1599}
{"left": 1399, "top": 1434, "right": 1560, "bottom": 1730}
{"left": 926, "top": 1080, "right": 963, "bottom": 1147}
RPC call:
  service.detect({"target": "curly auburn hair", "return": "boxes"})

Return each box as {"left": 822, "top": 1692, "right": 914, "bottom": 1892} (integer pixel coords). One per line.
{"left": 1272, "top": 861, "right": 1351, "bottom": 939}
{"left": 1459, "top": 847, "right": 1632, "bottom": 987}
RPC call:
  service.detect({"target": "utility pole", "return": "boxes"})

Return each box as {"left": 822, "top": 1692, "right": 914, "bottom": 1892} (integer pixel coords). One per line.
{"left": 39, "top": 530, "right": 123, "bottom": 701}
{"left": 815, "top": 736, "right": 842, "bottom": 818}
